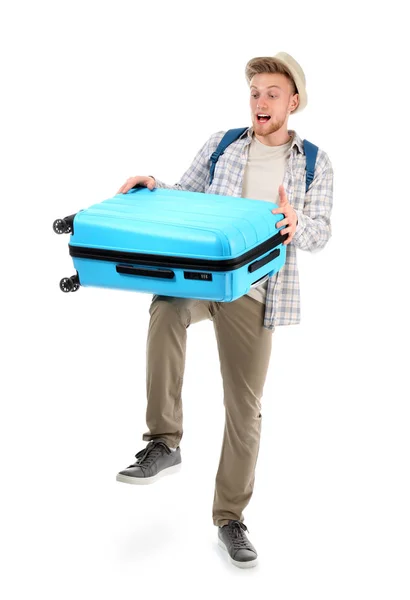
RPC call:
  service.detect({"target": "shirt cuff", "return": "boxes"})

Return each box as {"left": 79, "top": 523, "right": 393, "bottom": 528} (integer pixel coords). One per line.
{"left": 293, "top": 209, "right": 307, "bottom": 241}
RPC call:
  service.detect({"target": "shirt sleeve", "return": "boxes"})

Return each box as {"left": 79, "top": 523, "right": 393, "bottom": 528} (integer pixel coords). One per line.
{"left": 152, "top": 131, "right": 224, "bottom": 193}
{"left": 292, "top": 152, "right": 334, "bottom": 252}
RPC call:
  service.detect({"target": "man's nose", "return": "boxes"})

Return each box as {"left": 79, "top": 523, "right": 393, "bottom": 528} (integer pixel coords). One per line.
{"left": 256, "top": 97, "right": 268, "bottom": 108}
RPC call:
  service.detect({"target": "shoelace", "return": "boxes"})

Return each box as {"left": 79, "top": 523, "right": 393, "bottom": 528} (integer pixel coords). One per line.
{"left": 225, "top": 521, "right": 252, "bottom": 549}
{"left": 130, "top": 440, "right": 171, "bottom": 469}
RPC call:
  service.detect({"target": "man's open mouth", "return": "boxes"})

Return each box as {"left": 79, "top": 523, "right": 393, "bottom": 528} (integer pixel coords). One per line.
{"left": 257, "top": 114, "right": 271, "bottom": 123}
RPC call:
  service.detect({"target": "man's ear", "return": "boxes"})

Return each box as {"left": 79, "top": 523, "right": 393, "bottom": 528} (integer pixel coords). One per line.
{"left": 290, "top": 93, "right": 299, "bottom": 112}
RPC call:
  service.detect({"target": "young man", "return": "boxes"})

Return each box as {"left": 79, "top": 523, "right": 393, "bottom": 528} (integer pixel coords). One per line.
{"left": 115, "top": 52, "right": 334, "bottom": 569}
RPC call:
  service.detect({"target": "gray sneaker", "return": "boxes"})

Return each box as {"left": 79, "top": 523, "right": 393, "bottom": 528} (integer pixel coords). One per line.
{"left": 218, "top": 520, "right": 258, "bottom": 568}
{"left": 116, "top": 439, "right": 182, "bottom": 485}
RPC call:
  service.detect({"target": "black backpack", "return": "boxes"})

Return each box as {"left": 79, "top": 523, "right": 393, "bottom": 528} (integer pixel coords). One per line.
{"left": 209, "top": 127, "right": 318, "bottom": 192}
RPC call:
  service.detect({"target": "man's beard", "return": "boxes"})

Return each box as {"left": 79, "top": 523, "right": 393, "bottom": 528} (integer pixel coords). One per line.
{"left": 253, "top": 114, "right": 286, "bottom": 136}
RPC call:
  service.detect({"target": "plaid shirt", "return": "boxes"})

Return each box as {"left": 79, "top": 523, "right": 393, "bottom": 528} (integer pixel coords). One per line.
{"left": 154, "top": 126, "right": 334, "bottom": 329}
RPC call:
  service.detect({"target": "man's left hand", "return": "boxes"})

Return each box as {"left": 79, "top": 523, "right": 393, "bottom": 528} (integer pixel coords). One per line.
{"left": 271, "top": 185, "right": 298, "bottom": 245}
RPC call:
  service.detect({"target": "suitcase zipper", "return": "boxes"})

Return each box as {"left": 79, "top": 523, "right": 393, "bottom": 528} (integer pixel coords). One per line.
{"left": 68, "top": 230, "right": 287, "bottom": 273}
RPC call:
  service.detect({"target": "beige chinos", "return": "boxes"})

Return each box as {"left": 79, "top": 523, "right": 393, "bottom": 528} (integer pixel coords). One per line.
{"left": 142, "top": 293, "right": 274, "bottom": 527}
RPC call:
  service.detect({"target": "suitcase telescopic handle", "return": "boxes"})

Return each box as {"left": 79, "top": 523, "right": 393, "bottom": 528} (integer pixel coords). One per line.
{"left": 116, "top": 265, "right": 175, "bottom": 279}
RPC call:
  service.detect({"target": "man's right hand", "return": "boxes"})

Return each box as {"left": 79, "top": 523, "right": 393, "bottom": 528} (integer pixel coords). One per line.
{"left": 116, "top": 176, "right": 156, "bottom": 195}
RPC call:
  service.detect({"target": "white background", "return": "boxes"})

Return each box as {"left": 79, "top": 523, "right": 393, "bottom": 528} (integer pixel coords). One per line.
{"left": 1, "top": 0, "right": 409, "bottom": 597}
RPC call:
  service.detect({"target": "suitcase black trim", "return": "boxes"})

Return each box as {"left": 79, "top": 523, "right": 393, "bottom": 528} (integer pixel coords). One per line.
{"left": 68, "top": 230, "right": 287, "bottom": 273}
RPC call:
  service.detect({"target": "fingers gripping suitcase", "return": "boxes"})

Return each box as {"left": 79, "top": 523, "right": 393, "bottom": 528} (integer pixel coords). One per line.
{"left": 53, "top": 187, "right": 289, "bottom": 302}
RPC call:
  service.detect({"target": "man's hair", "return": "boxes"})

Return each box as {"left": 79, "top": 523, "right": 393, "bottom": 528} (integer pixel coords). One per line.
{"left": 245, "top": 57, "right": 298, "bottom": 96}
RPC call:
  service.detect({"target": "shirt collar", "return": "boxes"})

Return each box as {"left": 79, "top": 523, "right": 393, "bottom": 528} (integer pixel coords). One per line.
{"left": 242, "top": 126, "right": 304, "bottom": 154}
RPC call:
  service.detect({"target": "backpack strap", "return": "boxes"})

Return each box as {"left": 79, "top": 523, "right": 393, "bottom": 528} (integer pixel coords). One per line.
{"left": 209, "top": 128, "right": 248, "bottom": 185}
{"left": 303, "top": 139, "right": 319, "bottom": 193}
{"left": 209, "top": 128, "right": 319, "bottom": 193}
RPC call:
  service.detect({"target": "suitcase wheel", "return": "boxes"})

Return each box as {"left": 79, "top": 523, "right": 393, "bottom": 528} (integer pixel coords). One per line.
{"left": 53, "top": 218, "right": 73, "bottom": 234}
{"left": 60, "top": 275, "right": 80, "bottom": 293}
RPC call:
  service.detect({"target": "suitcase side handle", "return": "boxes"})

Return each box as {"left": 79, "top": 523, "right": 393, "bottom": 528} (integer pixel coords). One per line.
{"left": 248, "top": 249, "right": 280, "bottom": 274}
{"left": 116, "top": 265, "right": 175, "bottom": 279}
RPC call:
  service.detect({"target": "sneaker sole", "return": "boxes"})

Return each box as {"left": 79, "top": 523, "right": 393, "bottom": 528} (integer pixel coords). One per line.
{"left": 116, "top": 462, "right": 182, "bottom": 485}
{"left": 217, "top": 537, "right": 258, "bottom": 568}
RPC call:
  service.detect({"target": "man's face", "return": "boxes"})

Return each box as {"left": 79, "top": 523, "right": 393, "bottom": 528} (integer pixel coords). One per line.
{"left": 249, "top": 73, "right": 298, "bottom": 137}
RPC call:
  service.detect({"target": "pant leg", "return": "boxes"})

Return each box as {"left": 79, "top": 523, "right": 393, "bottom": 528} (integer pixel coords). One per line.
{"left": 211, "top": 295, "right": 274, "bottom": 527}
{"left": 142, "top": 295, "right": 214, "bottom": 449}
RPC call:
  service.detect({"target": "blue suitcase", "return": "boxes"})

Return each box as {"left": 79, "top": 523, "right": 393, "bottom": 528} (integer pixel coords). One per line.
{"left": 53, "top": 187, "right": 289, "bottom": 302}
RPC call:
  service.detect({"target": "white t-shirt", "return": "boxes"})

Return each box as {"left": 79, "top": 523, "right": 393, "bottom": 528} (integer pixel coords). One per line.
{"left": 241, "top": 133, "right": 293, "bottom": 304}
